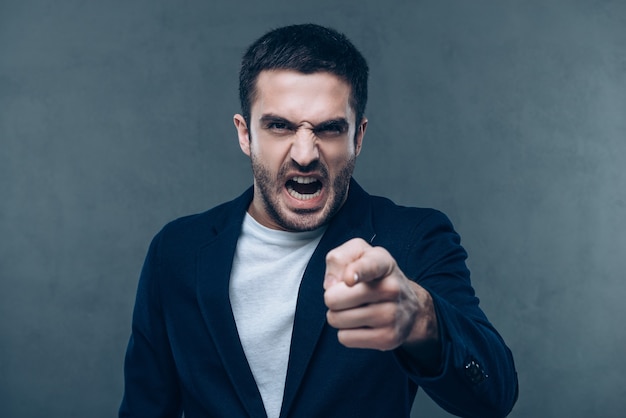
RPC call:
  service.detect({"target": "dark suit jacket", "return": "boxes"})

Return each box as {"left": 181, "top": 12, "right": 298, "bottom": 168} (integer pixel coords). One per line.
{"left": 120, "top": 180, "right": 518, "bottom": 418}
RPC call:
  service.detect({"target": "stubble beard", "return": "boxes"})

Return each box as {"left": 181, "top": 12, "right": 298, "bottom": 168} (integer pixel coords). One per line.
{"left": 250, "top": 154, "right": 356, "bottom": 232}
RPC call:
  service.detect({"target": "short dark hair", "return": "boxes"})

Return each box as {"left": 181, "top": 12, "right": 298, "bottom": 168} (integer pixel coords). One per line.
{"left": 239, "top": 24, "right": 369, "bottom": 126}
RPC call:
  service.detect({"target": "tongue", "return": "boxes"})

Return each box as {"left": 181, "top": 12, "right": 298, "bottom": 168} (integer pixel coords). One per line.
{"left": 289, "top": 180, "right": 320, "bottom": 195}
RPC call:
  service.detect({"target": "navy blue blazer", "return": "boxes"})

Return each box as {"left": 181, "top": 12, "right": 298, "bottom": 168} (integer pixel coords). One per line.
{"left": 120, "top": 180, "right": 518, "bottom": 418}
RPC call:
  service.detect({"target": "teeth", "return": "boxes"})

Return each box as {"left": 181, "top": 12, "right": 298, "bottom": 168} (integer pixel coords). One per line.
{"left": 288, "top": 187, "right": 322, "bottom": 200}
{"left": 292, "top": 176, "right": 317, "bottom": 184}
{"left": 287, "top": 176, "right": 322, "bottom": 200}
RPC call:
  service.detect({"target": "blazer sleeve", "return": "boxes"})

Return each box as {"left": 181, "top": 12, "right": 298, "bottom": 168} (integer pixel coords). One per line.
{"left": 119, "top": 230, "right": 183, "bottom": 418}
{"left": 394, "top": 210, "right": 518, "bottom": 418}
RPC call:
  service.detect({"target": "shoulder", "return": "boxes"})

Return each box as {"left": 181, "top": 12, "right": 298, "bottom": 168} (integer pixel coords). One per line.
{"left": 348, "top": 179, "right": 450, "bottom": 228}
{"left": 344, "top": 180, "right": 457, "bottom": 246}
{"left": 360, "top": 192, "right": 465, "bottom": 271}
{"left": 153, "top": 187, "right": 253, "bottom": 251}
{"left": 367, "top": 193, "right": 454, "bottom": 234}
{"left": 359, "top": 193, "right": 469, "bottom": 289}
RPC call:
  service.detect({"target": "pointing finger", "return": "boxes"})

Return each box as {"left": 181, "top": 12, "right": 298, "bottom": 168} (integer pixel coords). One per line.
{"left": 345, "top": 246, "right": 396, "bottom": 285}
{"left": 323, "top": 238, "right": 371, "bottom": 289}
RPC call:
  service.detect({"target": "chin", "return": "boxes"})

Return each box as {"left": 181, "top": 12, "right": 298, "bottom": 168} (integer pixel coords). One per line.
{"left": 281, "top": 214, "right": 327, "bottom": 232}
{"left": 273, "top": 205, "right": 330, "bottom": 232}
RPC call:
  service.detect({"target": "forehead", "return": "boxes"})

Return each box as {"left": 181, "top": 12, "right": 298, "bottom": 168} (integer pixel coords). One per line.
{"left": 251, "top": 70, "right": 355, "bottom": 124}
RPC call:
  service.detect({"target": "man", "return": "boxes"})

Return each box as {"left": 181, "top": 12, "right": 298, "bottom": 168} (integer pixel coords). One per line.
{"left": 120, "top": 24, "right": 518, "bottom": 418}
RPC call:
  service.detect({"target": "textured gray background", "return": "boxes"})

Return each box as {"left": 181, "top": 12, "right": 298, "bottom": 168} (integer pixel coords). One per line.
{"left": 1, "top": 1, "right": 625, "bottom": 417}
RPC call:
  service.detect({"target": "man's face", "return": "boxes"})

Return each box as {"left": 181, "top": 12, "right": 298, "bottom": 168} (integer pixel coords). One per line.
{"left": 234, "top": 70, "right": 367, "bottom": 232}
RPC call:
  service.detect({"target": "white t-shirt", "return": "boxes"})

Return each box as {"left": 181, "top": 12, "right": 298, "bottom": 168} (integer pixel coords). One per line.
{"left": 229, "top": 213, "right": 326, "bottom": 418}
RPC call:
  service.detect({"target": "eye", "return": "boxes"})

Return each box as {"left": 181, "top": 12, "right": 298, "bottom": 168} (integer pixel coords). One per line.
{"left": 314, "top": 122, "right": 348, "bottom": 139}
{"left": 268, "top": 122, "right": 288, "bottom": 130}
{"left": 264, "top": 120, "right": 294, "bottom": 135}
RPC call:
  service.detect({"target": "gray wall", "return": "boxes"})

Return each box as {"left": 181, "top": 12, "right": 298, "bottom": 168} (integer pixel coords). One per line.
{"left": 1, "top": 1, "right": 624, "bottom": 417}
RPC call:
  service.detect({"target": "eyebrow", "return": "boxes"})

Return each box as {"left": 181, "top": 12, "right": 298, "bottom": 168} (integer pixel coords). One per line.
{"left": 312, "top": 119, "right": 349, "bottom": 133}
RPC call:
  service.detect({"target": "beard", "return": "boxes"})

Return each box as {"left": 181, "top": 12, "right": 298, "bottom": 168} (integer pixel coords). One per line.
{"left": 250, "top": 154, "right": 356, "bottom": 232}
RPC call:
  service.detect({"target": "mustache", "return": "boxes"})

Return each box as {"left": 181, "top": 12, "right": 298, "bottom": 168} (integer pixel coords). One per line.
{"left": 279, "top": 160, "right": 328, "bottom": 177}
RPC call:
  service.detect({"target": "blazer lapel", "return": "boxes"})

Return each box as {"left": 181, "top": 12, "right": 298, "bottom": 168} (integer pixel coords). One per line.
{"left": 195, "top": 188, "right": 268, "bottom": 418}
{"left": 280, "top": 180, "right": 376, "bottom": 418}
{"left": 193, "top": 181, "right": 375, "bottom": 418}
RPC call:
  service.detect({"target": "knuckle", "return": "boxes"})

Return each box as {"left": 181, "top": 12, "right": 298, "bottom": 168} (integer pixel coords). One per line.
{"left": 323, "top": 293, "right": 337, "bottom": 310}
{"left": 375, "top": 303, "right": 396, "bottom": 326}
{"left": 372, "top": 245, "right": 388, "bottom": 256}
{"left": 325, "top": 310, "right": 336, "bottom": 326}
{"left": 355, "top": 237, "right": 368, "bottom": 247}
{"left": 387, "top": 278, "right": 402, "bottom": 293}
{"left": 378, "top": 278, "right": 401, "bottom": 300}
{"left": 375, "top": 329, "right": 399, "bottom": 351}
{"left": 384, "top": 306, "right": 397, "bottom": 326}
{"left": 337, "top": 330, "right": 351, "bottom": 346}
{"left": 386, "top": 330, "right": 403, "bottom": 349}
{"left": 325, "top": 251, "right": 339, "bottom": 264}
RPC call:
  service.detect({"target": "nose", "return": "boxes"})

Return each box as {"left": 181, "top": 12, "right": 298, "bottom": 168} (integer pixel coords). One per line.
{"left": 290, "top": 127, "right": 319, "bottom": 167}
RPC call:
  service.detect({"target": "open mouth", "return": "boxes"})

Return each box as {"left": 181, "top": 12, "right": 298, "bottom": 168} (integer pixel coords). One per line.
{"left": 286, "top": 176, "right": 322, "bottom": 200}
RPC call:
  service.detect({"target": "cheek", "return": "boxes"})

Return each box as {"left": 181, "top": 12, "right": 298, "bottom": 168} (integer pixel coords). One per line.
{"left": 323, "top": 143, "right": 356, "bottom": 168}
{"left": 251, "top": 138, "right": 290, "bottom": 168}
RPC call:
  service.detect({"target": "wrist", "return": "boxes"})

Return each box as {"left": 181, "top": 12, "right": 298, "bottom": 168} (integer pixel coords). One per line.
{"left": 400, "top": 283, "right": 442, "bottom": 375}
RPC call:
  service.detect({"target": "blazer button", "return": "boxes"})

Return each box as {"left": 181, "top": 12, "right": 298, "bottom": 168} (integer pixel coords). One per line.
{"left": 464, "top": 358, "right": 487, "bottom": 384}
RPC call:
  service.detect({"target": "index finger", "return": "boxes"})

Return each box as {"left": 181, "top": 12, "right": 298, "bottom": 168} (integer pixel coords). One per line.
{"left": 347, "top": 245, "right": 396, "bottom": 285}
{"left": 323, "top": 238, "right": 370, "bottom": 289}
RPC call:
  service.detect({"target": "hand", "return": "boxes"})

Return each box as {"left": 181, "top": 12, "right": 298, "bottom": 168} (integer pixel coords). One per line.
{"left": 323, "top": 238, "right": 439, "bottom": 353}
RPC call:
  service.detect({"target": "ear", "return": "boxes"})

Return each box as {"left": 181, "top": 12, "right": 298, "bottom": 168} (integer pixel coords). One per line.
{"left": 233, "top": 114, "right": 251, "bottom": 157}
{"left": 354, "top": 117, "right": 367, "bottom": 156}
